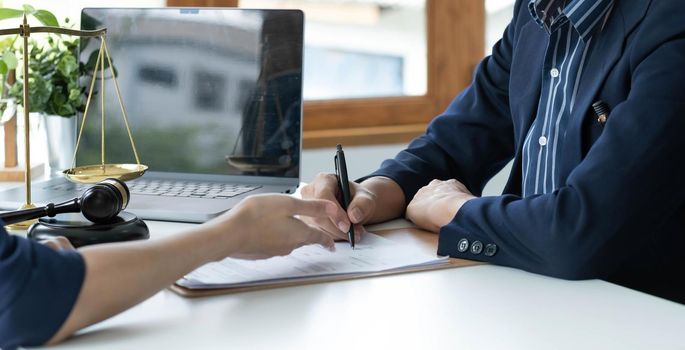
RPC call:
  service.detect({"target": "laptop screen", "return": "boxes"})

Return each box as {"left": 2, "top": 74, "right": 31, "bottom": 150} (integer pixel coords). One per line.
{"left": 79, "top": 8, "right": 303, "bottom": 179}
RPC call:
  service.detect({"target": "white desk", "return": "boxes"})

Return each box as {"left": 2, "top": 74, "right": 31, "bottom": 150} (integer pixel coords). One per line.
{"left": 25, "top": 219, "right": 685, "bottom": 350}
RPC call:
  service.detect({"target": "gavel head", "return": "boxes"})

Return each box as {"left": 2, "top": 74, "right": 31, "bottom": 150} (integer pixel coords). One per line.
{"left": 79, "top": 178, "right": 130, "bottom": 223}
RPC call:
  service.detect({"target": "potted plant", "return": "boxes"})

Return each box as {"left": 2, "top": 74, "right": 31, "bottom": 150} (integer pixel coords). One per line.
{"left": 0, "top": 5, "right": 86, "bottom": 173}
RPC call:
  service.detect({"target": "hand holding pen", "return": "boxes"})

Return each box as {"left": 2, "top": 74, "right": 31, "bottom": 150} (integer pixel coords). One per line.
{"left": 301, "top": 145, "right": 402, "bottom": 246}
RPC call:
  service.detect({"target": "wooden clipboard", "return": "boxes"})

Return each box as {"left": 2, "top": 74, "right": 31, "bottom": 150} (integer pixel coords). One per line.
{"left": 170, "top": 227, "right": 480, "bottom": 298}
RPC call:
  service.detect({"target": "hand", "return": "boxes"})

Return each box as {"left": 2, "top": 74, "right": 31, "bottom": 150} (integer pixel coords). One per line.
{"left": 300, "top": 173, "right": 379, "bottom": 242}
{"left": 204, "top": 194, "right": 337, "bottom": 260}
{"left": 406, "top": 179, "right": 476, "bottom": 233}
{"left": 40, "top": 236, "right": 76, "bottom": 251}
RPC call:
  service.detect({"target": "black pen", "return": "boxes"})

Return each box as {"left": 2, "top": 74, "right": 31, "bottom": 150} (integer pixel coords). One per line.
{"left": 334, "top": 144, "right": 355, "bottom": 249}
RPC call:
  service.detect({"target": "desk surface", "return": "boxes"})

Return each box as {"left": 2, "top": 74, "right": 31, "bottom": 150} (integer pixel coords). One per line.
{"left": 26, "top": 218, "right": 684, "bottom": 350}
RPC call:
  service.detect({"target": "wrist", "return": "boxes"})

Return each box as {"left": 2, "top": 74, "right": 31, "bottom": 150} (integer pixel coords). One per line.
{"left": 452, "top": 194, "right": 476, "bottom": 219}
{"left": 438, "top": 194, "right": 475, "bottom": 228}
{"left": 360, "top": 176, "right": 405, "bottom": 222}
{"left": 194, "top": 217, "right": 241, "bottom": 262}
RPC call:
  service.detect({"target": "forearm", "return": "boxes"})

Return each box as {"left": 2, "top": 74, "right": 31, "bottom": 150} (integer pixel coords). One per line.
{"left": 360, "top": 176, "right": 406, "bottom": 224}
{"left": 47, "top": 222, "right": 235, "bottom": 344}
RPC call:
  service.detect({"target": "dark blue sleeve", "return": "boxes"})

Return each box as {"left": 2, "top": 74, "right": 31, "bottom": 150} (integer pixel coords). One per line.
{"left": 0, "top": 222, "right": 85, "bottom": 349}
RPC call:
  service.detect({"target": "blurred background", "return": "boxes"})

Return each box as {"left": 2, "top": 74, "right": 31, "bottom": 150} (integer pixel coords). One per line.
{"left": 0, "top": 0, "right": 515, "bottom": 193}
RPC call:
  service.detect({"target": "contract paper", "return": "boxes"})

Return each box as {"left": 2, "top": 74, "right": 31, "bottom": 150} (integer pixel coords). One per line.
{"left": 177, "top": 232, "right": 448, "bottom": 289}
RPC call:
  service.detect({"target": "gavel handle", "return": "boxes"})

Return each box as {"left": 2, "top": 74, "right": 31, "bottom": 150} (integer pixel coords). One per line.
{"left": 0, "top": 199, "right": 80, "bottom": 225}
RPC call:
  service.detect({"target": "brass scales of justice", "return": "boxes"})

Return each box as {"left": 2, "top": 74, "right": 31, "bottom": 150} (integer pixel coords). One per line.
{"left": 2, "top": 15, "right": 147, "bottom": 229}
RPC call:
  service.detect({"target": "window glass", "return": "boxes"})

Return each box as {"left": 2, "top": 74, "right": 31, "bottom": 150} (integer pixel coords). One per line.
{"left": 1, "top": 0, "right": 166, "bottom": 26}
{"left": 485, "top": 0, "right": 515, "bottom": 55}
{"left": 239, "top": 0, "right": 427, "bottom": 100}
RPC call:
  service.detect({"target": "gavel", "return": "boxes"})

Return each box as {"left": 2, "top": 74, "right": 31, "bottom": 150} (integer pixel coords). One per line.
{"left": 0, "top": 178, "right": 129, "bottom": 225}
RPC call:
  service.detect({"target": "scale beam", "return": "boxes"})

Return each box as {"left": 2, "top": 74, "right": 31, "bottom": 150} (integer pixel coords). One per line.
{"left": 2, "top": 14, "right": 146, "bottom": 229}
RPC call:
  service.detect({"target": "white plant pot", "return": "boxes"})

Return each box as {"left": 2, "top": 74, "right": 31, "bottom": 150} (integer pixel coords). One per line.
{"left": 37, "top": 113, "right": 77, "bottom": 174}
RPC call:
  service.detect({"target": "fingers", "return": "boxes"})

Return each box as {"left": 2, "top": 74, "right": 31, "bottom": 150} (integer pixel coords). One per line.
{"left": 303, "top": 216, "right": 349, "bottom": 241}
{"left": 41, "top": 239, "right": 60, "bottom": 251}
{"left": 347, "top": 187, "right": 376, "bottom": 224}
{"left": 277, "top": 218, "right": 336, "bottom": 256}
{"left": 288, "top": 197, "right": 337, "bottom": 218}
{"left": 284, "top": 197, "right": 347, "bottom": 241}
{"left": 40, "top": 236, "right": 75, "bottom": 251}
{"left": 303, "top": 225, "right": 336, "bottom": 252}
{"left": 289, "top": 198, "right": 349, "bottom": 230}
{"left": 300, "top": 174, "right": 351, "bottom": 237}
{"left": 353, "top": 224, "right": 364, "bottom": 242}
{"left": 301, "top": 173, "right": 339, "bottom": 202}
{"left": 425, "top": 178, "right": 471, "bottom": 194}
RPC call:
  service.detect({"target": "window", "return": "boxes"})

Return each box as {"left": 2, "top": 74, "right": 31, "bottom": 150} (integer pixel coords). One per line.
{"left": 304, "top": 46, "right": 406, "bottom": 100}
{"left": 236, "top": 0, "right": 484, "bottom": 148}
{"left": 138, "top": 66, "right": 179, "bottom": 88}
{"left": 1, "top": 0, "right": 166, "bottom": 24}
{"left": 485, "top": 0, "right": 515, "bottom": 54}
{"left": 240, "top": 0, "right": 427, "bottom": 101}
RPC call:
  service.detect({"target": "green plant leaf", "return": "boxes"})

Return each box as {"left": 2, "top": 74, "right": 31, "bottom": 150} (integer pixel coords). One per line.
{"left": 22, "top": 4, "right": 36, "bottom": 14}
{"left": 0, "top": 61, "right": 7, "bottom": 75}
{"left": 0, "top": 8, "right": 24, "bottom": 20}
{"left": 5, "top": 12, "right": 87, "bottom": 117}
{"left": 0, "top": 38, "right": 13, "bottom": 52}
{"left": 2, "top": 50, "right": 17, "bottom": 70}
{"left": 68, "top": 88, "right": 80, "bottom": 102}
{"left": 28, "top": 75, "right": 52, "bottom": 112}
{"left": 32, "top": 9, "right": 58, "bottom": 27}
{"left": 57, "top": 54, "right": 77, "bottom": 77}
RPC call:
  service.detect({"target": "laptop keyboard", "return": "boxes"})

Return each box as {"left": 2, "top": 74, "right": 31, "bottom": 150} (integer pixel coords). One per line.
{"left": 48, "top": 180, "right": 261, "bottom": 199}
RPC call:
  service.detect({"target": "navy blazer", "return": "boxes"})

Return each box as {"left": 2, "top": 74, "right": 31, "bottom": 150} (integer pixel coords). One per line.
{"left": 370, "top": 0, "right": 685, "bottom": 301}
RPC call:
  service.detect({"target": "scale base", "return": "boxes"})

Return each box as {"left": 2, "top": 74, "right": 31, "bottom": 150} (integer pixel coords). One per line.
{"left": 6, "top": 203, "right": 38, "bottom": 230}
{"left": 28, "top": 211, "right": 149, "bottom": 248}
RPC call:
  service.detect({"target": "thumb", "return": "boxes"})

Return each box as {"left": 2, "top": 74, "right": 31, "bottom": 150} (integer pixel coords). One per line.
{"left": 347, "top": 189, "right": 375, "bottom": 224}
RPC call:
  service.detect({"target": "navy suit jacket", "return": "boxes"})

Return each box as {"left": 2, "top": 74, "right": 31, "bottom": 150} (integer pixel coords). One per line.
{"left": 370, "top": 0, "right": 685, "bottom": 302}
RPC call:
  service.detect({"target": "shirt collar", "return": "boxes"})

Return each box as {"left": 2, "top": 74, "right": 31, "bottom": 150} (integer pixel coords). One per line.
{"left": 528, "top": 0, "right": 614, "bottom": 42}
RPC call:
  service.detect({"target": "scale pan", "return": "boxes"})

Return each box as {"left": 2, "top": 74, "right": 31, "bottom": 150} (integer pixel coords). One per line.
{"left": 63, "top": 164, "right": 148, "bottom": 184}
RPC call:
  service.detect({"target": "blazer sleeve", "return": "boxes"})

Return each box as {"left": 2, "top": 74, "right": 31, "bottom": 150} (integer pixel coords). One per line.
{"left": 365, "top": 2, "right": 525, "bottom": 202}
{"left": 0, "top": 223, "right": 85, "bottom": 349}
{"left": 438, "top": 35, "right": 685, "bottom": 280}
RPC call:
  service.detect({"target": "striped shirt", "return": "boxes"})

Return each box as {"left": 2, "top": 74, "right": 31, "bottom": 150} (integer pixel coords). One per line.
{"left": 522, "top": 0, "right": 614, "bottom": 197}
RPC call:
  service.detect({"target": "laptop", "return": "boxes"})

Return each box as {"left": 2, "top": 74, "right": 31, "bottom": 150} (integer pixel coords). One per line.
{"left": 0, "top": 8, "right": 304, "bottom": 223}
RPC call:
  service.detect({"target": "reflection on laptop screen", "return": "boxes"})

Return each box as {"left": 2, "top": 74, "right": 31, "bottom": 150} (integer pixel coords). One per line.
{"left": 79, "top": 8, "right": 303, "bottom": 178}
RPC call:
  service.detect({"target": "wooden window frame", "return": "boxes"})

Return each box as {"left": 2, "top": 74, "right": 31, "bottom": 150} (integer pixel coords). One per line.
{"left": 167, "top": 0, "right": 485, "bottom": 148}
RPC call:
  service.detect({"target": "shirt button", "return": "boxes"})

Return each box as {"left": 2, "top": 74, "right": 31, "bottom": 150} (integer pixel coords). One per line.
{"left": 550, "top": 68, "right": 560, "bottom": 78}
{"left": 538, "top": 135, "right": 548, "bottom": 146}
